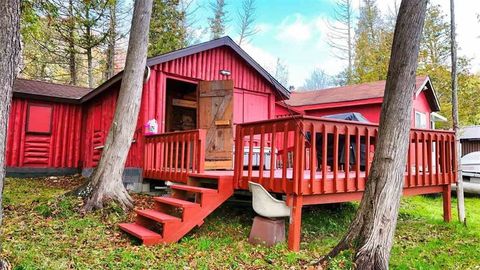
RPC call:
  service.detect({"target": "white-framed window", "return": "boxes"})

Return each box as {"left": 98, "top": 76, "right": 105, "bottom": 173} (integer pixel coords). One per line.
{"left": 415, "top": 111, "right": 427, "bottom": 129}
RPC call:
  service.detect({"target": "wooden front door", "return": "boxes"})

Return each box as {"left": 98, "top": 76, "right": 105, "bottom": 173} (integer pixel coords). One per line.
{"left": 198, "top": 80, "right": 234, "bottom": 170}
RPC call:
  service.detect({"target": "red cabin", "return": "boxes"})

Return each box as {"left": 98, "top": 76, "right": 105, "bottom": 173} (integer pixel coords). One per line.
{"left": 277, "top": 75, "right": 447, "bottom": 129}
{"left": 6, "top": 37, "right": 457, "bottom": 251}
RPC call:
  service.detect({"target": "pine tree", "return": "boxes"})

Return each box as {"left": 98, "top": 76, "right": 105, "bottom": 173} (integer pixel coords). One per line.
{"left": 76, "top": 0, "right": 111, "bottom": 88}
{"left": 148, "top": 0, "right": 186, "bottom": 57}
{"left": 208, "top": 0, "right": 227, "bottom": 39}
{"left": 352, "top": 0, "right": 392, "bottom": 83}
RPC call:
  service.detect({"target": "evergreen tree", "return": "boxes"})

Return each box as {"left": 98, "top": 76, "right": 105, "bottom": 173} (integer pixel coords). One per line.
{"left": 148, "top": 0, "right": 186, "bottom": 57}
{"left": 208, "top": 0, "right": 227, "bottom": 39}
{"left": 419, "top": 4, "right": 450, "bottom": 68}
{"left": 352, "top": 0, "right": 392, "bottom": 83}
{"left": 76, "top": 0, "right": 112, "bottom": 88}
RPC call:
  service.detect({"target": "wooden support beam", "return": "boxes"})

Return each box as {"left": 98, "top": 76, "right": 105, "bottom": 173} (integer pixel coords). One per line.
{"left": 288, "top": 195, "right": 303, "bottom": 251}
{"left": 443, "top": 184, "right": 452, "bottom": 222}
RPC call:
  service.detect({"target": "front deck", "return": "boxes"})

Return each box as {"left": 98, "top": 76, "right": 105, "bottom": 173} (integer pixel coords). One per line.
{"left": 141, "top": 115, "right": 456, "bottom": 250}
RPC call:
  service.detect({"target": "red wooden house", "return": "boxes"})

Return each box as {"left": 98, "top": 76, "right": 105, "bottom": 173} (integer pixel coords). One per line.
{"left": 276, "top": 75, "right": 447, "bottom": 129}
{"left": 6, "top": 37, "right": 457, "bottom": 251}
{"left": 7, "top": 79, "right": 87, "bottom": 177}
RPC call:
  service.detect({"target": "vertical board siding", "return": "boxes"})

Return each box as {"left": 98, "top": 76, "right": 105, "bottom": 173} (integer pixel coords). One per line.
{"left": 156, "top": 46, "right": 273, "bottom": 94}
{"left": 6, "top": 98, "right": 82, "bottom": 168}
{"left": 81, "top": 83, "right": 144, "bottom": 169}
{"left": 80, "top": 45, "right": 279, "bottom": 170}
{"left": 461, "top": 140, "right": 480, "bottom": 156}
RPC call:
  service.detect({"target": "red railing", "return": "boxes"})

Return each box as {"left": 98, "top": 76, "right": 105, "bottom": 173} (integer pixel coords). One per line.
{"left": 234, "top": 116, "right": 456, "bottom": 195}
{"left": 143, "top": 129, "right": 206, "bottom": 183}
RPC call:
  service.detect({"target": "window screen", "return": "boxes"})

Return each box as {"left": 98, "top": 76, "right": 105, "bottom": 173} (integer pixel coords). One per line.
{"left": 26, "top": 104, "right": 53, "bottom": 134}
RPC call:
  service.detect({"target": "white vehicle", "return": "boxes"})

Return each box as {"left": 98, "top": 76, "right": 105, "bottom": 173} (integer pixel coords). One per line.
{"left": 462, "top": 151, "right": 480, "bottom": 181}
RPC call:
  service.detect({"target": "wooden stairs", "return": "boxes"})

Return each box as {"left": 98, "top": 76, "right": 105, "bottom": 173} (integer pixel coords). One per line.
{"left": 119, "top": 173, "right": 234, "bottom": 245}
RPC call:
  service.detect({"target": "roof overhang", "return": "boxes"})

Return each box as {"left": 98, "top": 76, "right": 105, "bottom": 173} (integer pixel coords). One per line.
{"left": 431, "top": 112, "right": 448, "bottom": 122}
{"left": 300, "top": 97, "right": 384, "bottom": 112}
{"left": 415, "top": 76, "right": 441, "bottom": 112}
{"left": 12, "top": 92, "right": 82, "bottom": 104}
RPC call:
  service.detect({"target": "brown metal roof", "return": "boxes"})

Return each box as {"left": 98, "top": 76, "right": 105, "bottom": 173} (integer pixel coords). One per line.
{"left": 13, "top": 78, "right": 92, "bottom": 103}
{"left": 286, "top": 76, "right": 430, "bottom": 107}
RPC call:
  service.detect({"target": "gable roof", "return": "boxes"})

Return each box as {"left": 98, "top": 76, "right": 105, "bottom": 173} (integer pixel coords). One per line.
{"left": 285, "top": 75, "right": 440, "bottom": 111}
{"left": 83, "top": 36, "right": 290, "bottom": 102}
{"left": 13, "top": 78, "right": 92, "bottom": 103}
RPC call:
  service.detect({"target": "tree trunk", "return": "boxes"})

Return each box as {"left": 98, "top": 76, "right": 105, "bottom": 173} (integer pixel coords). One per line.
{"left": 450, "top": 0, "right": 466, "bottom": 224}
{"left": 0, "top": 0, "right": 21, "bottom": 227}
{"left": 85, "top": 7, "right": 94, "bottom": 88}
{"left": 105, "top": 1, "right": 117, "bottom": 80}
{"left": 87, "top": 46, "right": 94, "bottom": 88}
{"left": 68, "top": 0, "right": 77, "bottom": 86}
{"left": 319, "top": 1, "right": 427, "bottom": 269}
{"left": 347, "top": 0, "right": 353, "bottom": 84}
{"left": 0, "top": 0, "right": 21, "bottom": 268}
{"left": 83, "top": 0, "right": 153, "bottom": 211}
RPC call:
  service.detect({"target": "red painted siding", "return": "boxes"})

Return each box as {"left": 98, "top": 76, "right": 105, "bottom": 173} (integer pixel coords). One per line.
{"left": 288, "top": 89, "right": 434, "bottom": 128}
{"left": 9, "top": 45, "right": 281, "bottom": 171}
{"left": 81, "top": 85, "right": 144, "bottom": 169}
{"left": 6, "top": 98, "right": 83, "bottom": 168}
{"left": 80, "top": 45, "right": 279, "bottom": 169}
{"left": 412, "top": 90, "right": 432, "bottom": 128}
{"left": 155, "top": 46, "right": 275, "bottom": 94}
{"left": 305, "top": 104, "right": 382, "bottom": 123}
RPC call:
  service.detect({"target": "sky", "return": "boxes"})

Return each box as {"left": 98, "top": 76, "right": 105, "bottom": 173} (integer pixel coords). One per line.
{"left": 189, "top": 0, "right": 480, "bottom": 87}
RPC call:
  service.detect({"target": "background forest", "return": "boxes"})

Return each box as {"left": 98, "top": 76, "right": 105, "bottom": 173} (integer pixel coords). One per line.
{"left": 20, "top": 0, "right": 480, "bottom": 127}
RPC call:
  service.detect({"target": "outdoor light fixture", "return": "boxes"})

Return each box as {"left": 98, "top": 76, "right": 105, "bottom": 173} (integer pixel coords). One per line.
{"left": 219, "top": 69, "right": 231, "bottom": 76}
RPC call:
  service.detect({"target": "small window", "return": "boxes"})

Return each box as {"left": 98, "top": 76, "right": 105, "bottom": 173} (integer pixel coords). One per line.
{"left": 26, "top": 103, "right": 53, "bottom": 134}
{"left": 415, "top": 111, "right": 427, "bottom": 129}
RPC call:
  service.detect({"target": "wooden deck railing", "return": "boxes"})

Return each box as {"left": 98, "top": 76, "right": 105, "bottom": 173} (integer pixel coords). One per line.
{"left": 143, "top": 129, "right": 206, "bottom": 183}
{"left": 234, "top": 115, "right": 456, "bottom": 195}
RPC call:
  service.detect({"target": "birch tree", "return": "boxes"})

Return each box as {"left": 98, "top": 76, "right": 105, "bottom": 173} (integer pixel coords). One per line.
{"left": 83, "top": 0, "right": 153, "bottom": 211}
{"left": 319, "top": 0, "right": 428, "bottom": 268}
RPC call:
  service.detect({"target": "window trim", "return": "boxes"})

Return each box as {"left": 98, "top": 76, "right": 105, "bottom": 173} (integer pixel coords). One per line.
{"left": 26, "top": 103, "right": 53, "bottom": 135}
{"left": 414, "top": 110, "right": 427, "bottom": 129}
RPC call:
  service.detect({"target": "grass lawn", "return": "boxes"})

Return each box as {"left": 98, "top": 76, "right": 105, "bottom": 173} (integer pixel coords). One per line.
{"left": 2, "top": 177, "right": 480, "bottom": 269}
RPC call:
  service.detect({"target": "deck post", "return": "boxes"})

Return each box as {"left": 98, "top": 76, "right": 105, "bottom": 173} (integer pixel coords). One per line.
{"left": 442, "top": 184, "right": 452, "bottom": 222}
{"left": 288, "top": 195, "right": 303, "bottom": 251}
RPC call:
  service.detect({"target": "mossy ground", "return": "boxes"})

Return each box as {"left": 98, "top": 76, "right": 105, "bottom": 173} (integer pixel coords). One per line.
{"left": 2, "top": 177, "right": 479, "bottom": 269}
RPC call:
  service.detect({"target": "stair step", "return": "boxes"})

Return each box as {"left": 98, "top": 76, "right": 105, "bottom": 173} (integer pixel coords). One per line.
{"left": 135, "top": 209, "right": 182, "bottom": 223}
{"left": 188, "top": 173, "right": 222, "bottom": 180}
{"left": 170, "top": 184, "right": 217, "bottom": 194}
{"left": 154, "top": 196, "right": 200, "bottom": 208}
{"left": 118, "top": 223, "right": 162, "bottom": 245}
